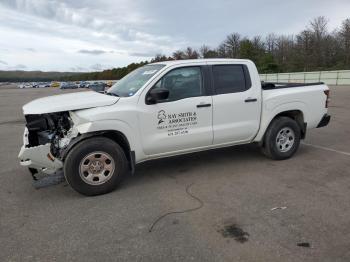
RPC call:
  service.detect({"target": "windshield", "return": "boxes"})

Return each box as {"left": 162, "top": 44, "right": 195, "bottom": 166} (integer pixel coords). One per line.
{"left": 107, "top": 64, "right": 165, "bottom": 97}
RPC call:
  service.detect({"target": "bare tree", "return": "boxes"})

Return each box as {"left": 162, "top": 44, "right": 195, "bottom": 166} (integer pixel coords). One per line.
{"left": 217, "top": 42, "right": 227, "bottom": 58}
{"left": 200, "top": 45, "right": 218, "bottom": 58}
{"left": 151, "top": 54, "right": 173, "bottom": 63}
{"left": 309, "top": 16, "right": 329, "bottom": 68}
{"left": 266, "top": 33, "right": 277, "bottom": 53}
{"left": 199, "top": 45, "right": 210, "bottom": 58}
{"left": 172, "top": 50, "right": 185, "bottom": 60}
{"left": 339, "top": 18, "right": 350, "bottom": 66}
{"left": 309, "top": 16, "right": 328, "bottom": 39}
{"left": 224, "top": 33, "right": 241, "bottom": 58}
{"left": 184, "top": 47, "right": 199, "bottom": 59}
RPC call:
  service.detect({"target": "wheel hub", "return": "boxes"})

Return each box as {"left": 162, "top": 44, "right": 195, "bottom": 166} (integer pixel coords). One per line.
{"left": 89, "top": 160, "right": 104, "bottom": 173}
{"left": 276, "top": 127, "right": 295, "bottom": 153}
{"left": 79, "top": 152, "right": 115, "bottom": 185}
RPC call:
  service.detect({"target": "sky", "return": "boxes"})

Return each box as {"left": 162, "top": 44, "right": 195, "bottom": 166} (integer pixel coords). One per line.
{"left": 0, "top": 0, "right": 349, "bottom": 72}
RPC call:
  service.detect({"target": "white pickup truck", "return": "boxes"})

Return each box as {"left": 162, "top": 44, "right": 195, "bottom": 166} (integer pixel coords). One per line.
{"left": 18, "top": 59, "right": 330, "bottom": 195}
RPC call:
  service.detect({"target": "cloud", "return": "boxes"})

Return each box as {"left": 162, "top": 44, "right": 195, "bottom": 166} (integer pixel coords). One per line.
{"left": 0, "top": 0, "right": 184, "bottom": 71}
{"left": 89, "top": 63, "right": 113, "bottom": 71}
{"left": 0, "top": 0, "right": 159, "bottom": 43}
{"left": 0, "top": 60, "right": 8, "bottom": 65}
{"left": 14, "top": 64, "right": 27, "bottom": 69}
{"left": 78, "top": 49, "right": 107, "bottom": 55}
{"left": 90, "top": 63, "right": 103, "bottom": 71}
{"left": 70, "top": 66, "right": 88, "bottom": 72}
{"left": 129, "top": 51, "right": 156, "bottom": 57}
{"left": 0, "top": 0, "right": 349, "bottom": 71}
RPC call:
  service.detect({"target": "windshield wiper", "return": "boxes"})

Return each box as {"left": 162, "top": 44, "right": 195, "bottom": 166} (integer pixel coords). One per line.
{"left": 105, "top": 92, "right": 119, "bottom": 97}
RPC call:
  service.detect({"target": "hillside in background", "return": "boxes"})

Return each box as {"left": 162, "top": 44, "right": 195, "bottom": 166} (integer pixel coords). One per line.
{"left": 0, "top": 61, "right": 150, "bottom": 82}
{"left": 0, "top": 70, "right": 80, "bottom": 82}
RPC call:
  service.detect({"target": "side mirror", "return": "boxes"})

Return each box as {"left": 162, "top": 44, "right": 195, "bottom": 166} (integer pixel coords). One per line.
{"left": 147, "top": 88, "right": 169, "bottom": 104}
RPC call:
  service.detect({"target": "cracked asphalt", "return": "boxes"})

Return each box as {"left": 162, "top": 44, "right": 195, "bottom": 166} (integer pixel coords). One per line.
{"left": 0, "top": 85, "right": 349, "bottom": 262}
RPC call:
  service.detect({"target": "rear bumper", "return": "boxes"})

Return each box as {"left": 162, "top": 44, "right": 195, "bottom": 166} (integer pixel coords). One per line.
{"left": 317, "top": 114, "right": 331, "bottom": 128}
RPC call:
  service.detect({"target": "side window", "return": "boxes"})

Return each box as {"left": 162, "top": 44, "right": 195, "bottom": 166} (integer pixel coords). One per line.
{"left": 152, "top": 67, "right": 203, "bottom": 102}
{"left": 213, "top": 65, "right": 248, "bottom": 94}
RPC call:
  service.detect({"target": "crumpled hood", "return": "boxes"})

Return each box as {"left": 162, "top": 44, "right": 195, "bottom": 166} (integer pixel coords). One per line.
{"left": 23, "top": 91, "right": 119, "bottom": 115}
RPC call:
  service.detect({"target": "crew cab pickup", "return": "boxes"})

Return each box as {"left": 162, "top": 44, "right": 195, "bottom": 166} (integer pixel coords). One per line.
{"left": 18, "top": 59, "right": 331, "bottom": 195}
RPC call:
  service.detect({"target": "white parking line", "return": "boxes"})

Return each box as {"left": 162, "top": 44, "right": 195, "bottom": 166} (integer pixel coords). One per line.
{"left": 302, "top": 142, "right": 350, "bottom": 157}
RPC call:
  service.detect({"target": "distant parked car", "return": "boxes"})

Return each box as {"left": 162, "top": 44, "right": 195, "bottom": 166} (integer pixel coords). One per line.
{"left": 106, "top": 80, "right": 115, "bottom": 87}
{"left": 37, "top": 82, "right": 50, "bottom": 88}
{"left": 88, "top": 82, "right": 107, "bottom": 92}
{"left": 51, "top": 82, "right": 60, "bottom": 88}
{"left": 19, "top": 83, "right": 32, "bottom": 89}
{"left": 78, "top": 81, "right": 88, "bottom": 88}
{"left": 60, "top": 82, "right": 78, "bottom": 89}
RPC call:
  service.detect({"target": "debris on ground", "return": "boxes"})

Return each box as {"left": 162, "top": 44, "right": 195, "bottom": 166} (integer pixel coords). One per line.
{"left": 32, "top": 171, "right": 65, "bottom": 189}
{"left": 270, "top": 206, "right": 287, "bottom": 211}
{"left": 297, "top": 242, "right": 311, "bottom": 248}
{"left": 148, "top": 183, "right": 203, "bottom": 232}
{"left": 218, "top": 224, "right": 249, "bottom": 243}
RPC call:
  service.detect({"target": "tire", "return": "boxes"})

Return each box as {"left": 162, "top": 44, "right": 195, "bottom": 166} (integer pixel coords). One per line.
{"left": 261, "top": 117, "right": 301, "bottom": 160}
{"left": 64, "top": 137, "right": 128, "bottom": 196}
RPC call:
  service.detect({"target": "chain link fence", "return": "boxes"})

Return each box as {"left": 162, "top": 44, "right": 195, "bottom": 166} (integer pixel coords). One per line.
{"left": 260, "top": 70, "right": 350, "bottom": 85}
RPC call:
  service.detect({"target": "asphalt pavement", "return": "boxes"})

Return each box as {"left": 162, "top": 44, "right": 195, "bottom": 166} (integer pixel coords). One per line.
{"left": 0, "top": 85, "right": 349, "bottom": 262}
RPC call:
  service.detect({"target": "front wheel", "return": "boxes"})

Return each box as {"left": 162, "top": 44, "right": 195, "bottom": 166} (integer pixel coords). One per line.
{"left": 64, "top": 137, "right": 128, "bottom": 196}
{"left": 261, "top": 117, "right": 301, "bottom": 160}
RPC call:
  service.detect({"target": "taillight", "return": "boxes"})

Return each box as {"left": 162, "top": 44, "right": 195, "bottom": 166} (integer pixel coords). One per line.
{"left": 324, "top": 90, "right": 330, "bottom": 108}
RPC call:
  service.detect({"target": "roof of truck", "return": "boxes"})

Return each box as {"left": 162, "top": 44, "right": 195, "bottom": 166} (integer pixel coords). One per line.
{"left": 151, "top": 58, "right": 252, "bottom": 66}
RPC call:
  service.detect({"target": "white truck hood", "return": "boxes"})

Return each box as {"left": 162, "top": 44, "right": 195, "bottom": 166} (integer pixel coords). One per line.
{"left": 23, "top": 91, "right": 119, "bottom": 115}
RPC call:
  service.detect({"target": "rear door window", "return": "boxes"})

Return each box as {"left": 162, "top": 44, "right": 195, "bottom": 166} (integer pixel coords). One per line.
{"left": 212, "top": 65, "right": 249, "bottom": 94}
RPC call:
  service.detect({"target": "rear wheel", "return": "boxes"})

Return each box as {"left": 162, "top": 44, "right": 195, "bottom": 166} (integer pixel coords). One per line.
{"left": 261, "top": 117, "right": 301, "bottom": 160}
{"left": 64, "top": 137, "right": 128, "bottom": 196}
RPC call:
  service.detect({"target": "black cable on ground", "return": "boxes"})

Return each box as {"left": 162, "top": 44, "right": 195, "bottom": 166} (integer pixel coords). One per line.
{"left": 148, "top": 183, "right": 204, "bottom": 233}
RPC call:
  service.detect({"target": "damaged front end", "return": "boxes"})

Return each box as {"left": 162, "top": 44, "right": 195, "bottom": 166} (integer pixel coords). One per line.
{"left": 18, "top": 112, "right": 78, "bottom": 178}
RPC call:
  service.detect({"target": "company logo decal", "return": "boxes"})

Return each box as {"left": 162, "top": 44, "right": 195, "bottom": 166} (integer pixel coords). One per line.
{"left": 157, "top": 110, "right": 166, "bottom": 125}
{"left": 156, "top": 110, "right": 198, "bottom": 136}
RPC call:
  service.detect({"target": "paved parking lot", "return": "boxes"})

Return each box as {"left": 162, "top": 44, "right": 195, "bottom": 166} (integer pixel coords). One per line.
{"left": 0, "top": 85, "right": 349, "bottom": 262}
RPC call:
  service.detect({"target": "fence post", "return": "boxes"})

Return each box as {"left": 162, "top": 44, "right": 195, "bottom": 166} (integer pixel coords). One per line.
{"left": 336, "top": 71, "right": 339, "bottom": 85}
{"left": 319, "top": 71, "right": 322, "bottom": 82}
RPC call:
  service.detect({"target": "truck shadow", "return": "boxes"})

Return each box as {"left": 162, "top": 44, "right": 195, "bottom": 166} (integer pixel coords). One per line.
{"left": 123, "top": 143, "right": 266, "bottom": 188}
{"left": 122, "top": 142, "right": 312, "bottom": 189}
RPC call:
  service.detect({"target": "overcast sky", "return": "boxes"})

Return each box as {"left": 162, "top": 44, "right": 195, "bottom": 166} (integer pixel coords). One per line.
{"left": 0, "top": 0, "right": 349, "bottom": 72}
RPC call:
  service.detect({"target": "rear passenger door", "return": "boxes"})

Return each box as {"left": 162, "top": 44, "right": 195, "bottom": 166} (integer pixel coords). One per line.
{"left": 210, "top": 63, "right": 261, "bottom": 145}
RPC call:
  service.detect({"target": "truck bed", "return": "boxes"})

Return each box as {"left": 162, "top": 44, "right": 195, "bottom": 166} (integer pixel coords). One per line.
{"left": 262, "top": 82, "right": 324, "bottom": 90}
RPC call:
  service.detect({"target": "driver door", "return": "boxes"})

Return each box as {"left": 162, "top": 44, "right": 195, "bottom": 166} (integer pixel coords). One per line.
{"left": 138, "top": 66, "right": 213, "bottom": 156}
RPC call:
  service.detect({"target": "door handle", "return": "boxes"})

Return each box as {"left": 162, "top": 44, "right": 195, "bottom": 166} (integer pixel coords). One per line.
{"left": 244, "top": 98, "right": 257, "bottom": 103}
{"left": 196, "top": 103, "right": 212, "bottom": 108}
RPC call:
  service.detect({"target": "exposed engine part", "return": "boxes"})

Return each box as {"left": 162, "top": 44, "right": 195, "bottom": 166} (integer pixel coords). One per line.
{"left": 58, "top": 126, "right": 79, "bottom": 149}
{"left": 24, "top": 112, "right": 78, "bottom": 159}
